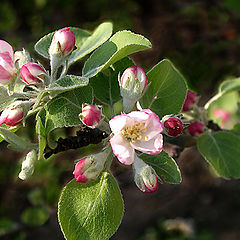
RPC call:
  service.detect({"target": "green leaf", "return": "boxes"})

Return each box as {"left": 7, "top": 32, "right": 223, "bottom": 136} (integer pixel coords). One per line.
{"left": 47, "top": 75, "right": 89, "bottom": 93}
{"left": 197, "top": 131, "right": 240, "bottom": 178}
{"left": 83, "top": 30, "right": 152, "bottom": 78}
{"left": 0, "top": 86, "right": 21, "bottom": 110}
{"left": 140, "top": 59, "right": 187, "bottom": 118}
{"left": 34, "top": 22, "right": 112, "bottom": 66}
{"left": 58, "top": 172, "right": 124, "bottom": 240}
{"left": 0, "top": 127, "right": 37, "bottom": 151}
{"left": 140, "top": 151, "right": 182, "bottom": 184}
{"left": 44, "top": 86, "right": 93, "bottom": 147}
{"left": 21, "top": 207, "right": 49, "bottom": 227}
{"left": 205, "top": 77, "right": 240, "bottom": 109}
{"left": 90, "top": 57, "right": 135, "bottom": 105}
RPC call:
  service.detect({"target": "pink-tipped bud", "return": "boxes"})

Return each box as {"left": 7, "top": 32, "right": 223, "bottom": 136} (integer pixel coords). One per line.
{"left": 182, "top": 90, "right": 197, "bottom": 112}
{"left": 49, "top": 27, "right": 76, "bottom": 56}
{"left": 164, "top": 117, "right": 183, "bottom": 137}
{"left": 133, "top": 155, "right": 158, "bottom": 193}
{"left": 73, "top": 150, "right": 108, "bottom": 183}
{"left": 20, "top": 62, "right": 46, "bottom": 85}
{"left": 120, "top": 65, "right": 147, "bottom": 113}
{"left": 79, "top": 104, "right": 102, "bottom": 128}
{"left": 0, "top": 101, "right": 25, "bottom": 127}
{"left": 213, "top": 109, "right": 231, "bottom": 126}
{"left": 0, "top": 40, "right": 17, "bottom": 85}
{"left": 188, "top": 121, "right": 204, "bottom": 136}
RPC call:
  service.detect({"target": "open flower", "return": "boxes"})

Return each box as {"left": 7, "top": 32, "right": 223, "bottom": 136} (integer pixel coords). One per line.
{"left": 0, "top": 40, "right": 17, "bottom": 85}
{"left": 109, "top": 109, "right": 163, "bottom": 165}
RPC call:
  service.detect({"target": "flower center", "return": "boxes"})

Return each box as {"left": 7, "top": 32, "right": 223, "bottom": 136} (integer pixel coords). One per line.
{"left": 121, "top": 122, "right": 146, "bottom": 143}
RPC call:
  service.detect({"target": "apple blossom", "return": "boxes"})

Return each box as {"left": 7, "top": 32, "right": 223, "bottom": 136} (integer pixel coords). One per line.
{"left": 133, "top": 155, "right": 158, "bottom": 193}
{"left": 20, "top": 62, "right": 46, "bottom": 85}
{"left": 109, "top": 109, "right": 163, "bottom": 165}
{"left": 164, "top": 117, "right": 183, "bottom": 137}
{"left": 188, "top": 121, "right": 204, "bottom": 136}
{"left": 0, "top": 40, "right": 17, "bottom": 85}
{"left": 120, "top": 65, "right": 147, "bottom": 113}
{"left": 79, "top": 104, "right": 102, "bottom": 128}
{"left": 182, "top": 90, "right": 197, "bottom": 111}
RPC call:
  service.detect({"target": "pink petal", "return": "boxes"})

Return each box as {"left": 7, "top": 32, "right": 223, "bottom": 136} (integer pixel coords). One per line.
{"left": 130, "top": 134, "right": 163, "bottom": 155}
{"left": 0, "top": 52, "right": 15, "bottom": 72}
{"left": 109, "top": 114, "right": 129, "bottom": 134}
{"left": 0, "top": 65, "right": 12, "bottom": 83}
{"left": 110, "top": 133, "right": 135, "bottom": 165}
{"left": 0, "top": 40, "right": 14, "bottom": 59}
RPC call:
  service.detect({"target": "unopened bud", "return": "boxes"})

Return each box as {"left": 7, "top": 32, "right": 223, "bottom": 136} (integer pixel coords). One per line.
{"left": 188, "top": 121, "right": 204, "bottom": 136}
{"left": 79, "top": 104, "right": 102, "bottom": 128}
{"left": 49, "top": 28, "right": 76, "bottom": 57}
{"left": 14, "top": 49, "right": 31, "bottom": 68}
{"left": 0, "top": 101, "right": 32, "bottom": 127}
{"left": 120, "top": 66, "right": 147, "bottom": 113}
{"left": 164, "top": 117, "right": 183, "bottom": 137}
{"left": 0, "top": 40, "right": 17, "bottom": 86}
{"left": 18, "top": 150, "right": 37, "bottom": 180}
{"left": 20, "top": 62, "right": 46, "bottom": 85}
{"left": 182, "top": 90, "right": 197, "bottom": 112}
{"left": 133, "top": 155, "right": 158, "bottom": 193}
{"left": 73, "top": 150, "right": 108, "bottom": 183}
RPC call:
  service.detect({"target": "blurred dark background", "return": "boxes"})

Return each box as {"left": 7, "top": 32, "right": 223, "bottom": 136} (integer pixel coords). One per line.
{"left": 1, "top": 0, "right": 240, "bottom": 239}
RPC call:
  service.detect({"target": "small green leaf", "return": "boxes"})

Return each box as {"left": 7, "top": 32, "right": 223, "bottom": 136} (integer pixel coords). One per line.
{"left": 48, "top": 75, "right": 89, "bottom": 93}
{"left": 140, "top": 151, "right": 182, "bottom": 184}
{"left": 21, "top": 207, "right": 49, "bottom": 227}
{"left": 197, "top": 131, "right": 240, "bottom": 178}
{"left": 0, "top": 127, "right": 37, "bottom": 151}
{"left": 83, "top": 30, "right": 152, "bottom": 78}
{"left": 205, "top": 77, "right": 240, "bottom": 109}
{"left": 58, "top": 172, "right": 124, "bottom": 240}
{"left": 140, "top": 59, "right": 187, "bottom": 118}
{"left": 90, "top": 57, "right": 135, "bottom": 105}
{"left": 34, "top": 22, "right": 112, "bottom": 66}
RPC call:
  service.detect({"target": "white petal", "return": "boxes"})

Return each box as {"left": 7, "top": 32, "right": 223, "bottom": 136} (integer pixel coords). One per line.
{"left": 110, "top": 134, "right": 135, "bottom": 165}
{"left": 127, "top": 110, "right": 149, "bottom": 122}
{"left": 109, "top": 114, "right": 129, "bottom": 133}
{"left": 130, "top": 134, "right": 163, "bottom": 155}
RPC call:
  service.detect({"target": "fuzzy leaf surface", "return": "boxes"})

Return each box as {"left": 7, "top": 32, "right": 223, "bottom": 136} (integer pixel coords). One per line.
{"left": 58, "top": 172, "right": 124, "bottom": 240}
{"left": 83, "top": 30, "right": 151, "bottom": 78}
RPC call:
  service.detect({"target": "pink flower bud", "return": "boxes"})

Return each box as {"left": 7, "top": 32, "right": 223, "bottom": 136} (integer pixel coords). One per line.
{"left": 20, "top": 62, "right": 46, "bottom": 85}
{"left": 0, "top": 40, "right": 17, "bottom": 85}
{"left": 79, "top": 104, "right": 102, "bottom": 128}
{"left": 0, "top": 101, "right": 24, "bottom": 127}
{"left": 188, "top": 121, "right": 204, "bottom": 136}
{"left": 213, "top": 109, "right": 231, "bottom": 126}
{"left": 49, "top": 27, "right": 76, "bottom": 56}
{"left": 133, "top": 155, "right": 158, "bottom": 193}
{"left": 120, "top": 66, "right": 147, "bottom": 113}
{"left": 164, "top": 117, "right": 183, "bottom": 137}
{"left": 73, "top": 150, "right": 108, "bottom": 183}
{"left": 182, "top": 90, "right": 197, "bottom": 112}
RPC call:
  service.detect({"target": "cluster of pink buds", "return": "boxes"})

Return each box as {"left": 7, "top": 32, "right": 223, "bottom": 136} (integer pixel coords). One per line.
{"left": 164, "top": 117, "right": 183, "bottom": 137}
{"left": 0, "top": 40, "right": 17, "bottom": 86}
{"left": 133, "top": 155, "right": 158, "bottom": 193}
{"left": 182, "top": 90, "right": 197, "bottom": 112}
{"left": 73, "top": 150, "right": 109, "bottom": 183}
{"left": 0, "top": 101, "right": 32, "bottom": 127}
{"left": 49, "top": 28, "right": 76, "bottom": 57}
{"left": 119, "top": 65, "right": 147, "bottom": 113}
{"left": 79, "top": 104, "right": 102, "bottom": 128}
{"left": 188, "top": 121, "right": 204, "bottom": 136}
